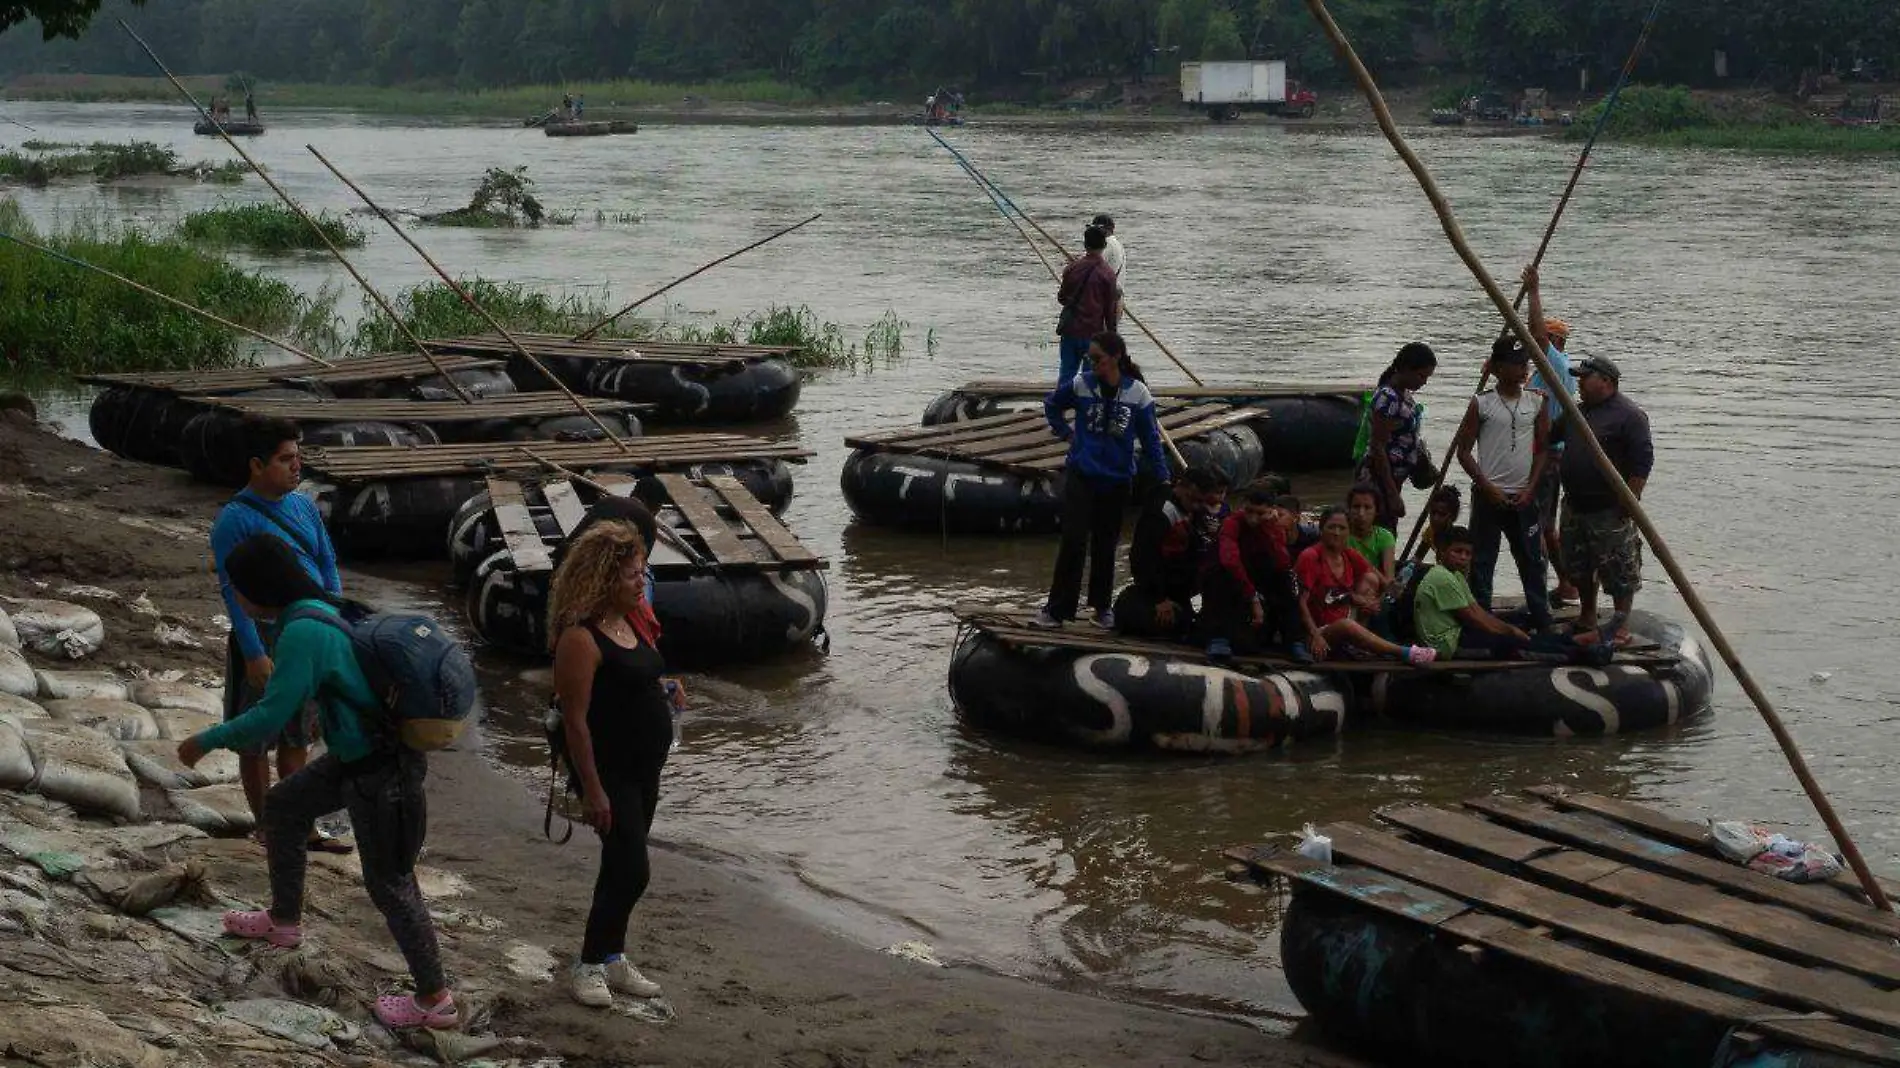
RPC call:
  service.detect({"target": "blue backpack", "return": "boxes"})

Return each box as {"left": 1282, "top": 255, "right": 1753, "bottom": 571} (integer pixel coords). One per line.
{"left": 287, "top": 604, "right": 477, "bottom": 752}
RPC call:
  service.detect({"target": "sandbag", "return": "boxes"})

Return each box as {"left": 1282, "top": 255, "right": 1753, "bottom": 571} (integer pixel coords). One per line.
{"left": 0, "top": 721, "right": 33, "bottom": 788}
{"left": 0, "top": 647, "right": 34, "bottom": 698}
{"left": 0, "top": 691, "right": 45, "bottom": 727}
{"left": 149, "top": 707, "right": 219, "bottom": 742}
{"left": 22, "top": 722, "right": 141, "bottom": 821}
{"left": 122, "top": 740, "right": 240, "bottom": 789}
{"left": 42, "top": 698, "right": 159, "bottom": 742}
{"left": 129, "top": 679, "right": 223, "bottom": 718}
{"left": 166, "top": 782, "right": 255, "bottom": 834}
{"left": 0, "top": 605, "right": 17, "bottom": 650}
{"left": 6, "top": 598, "right": 105, "bottom": 659}
{"left": 34, "top": 669, "right": 129, "bottom": 702}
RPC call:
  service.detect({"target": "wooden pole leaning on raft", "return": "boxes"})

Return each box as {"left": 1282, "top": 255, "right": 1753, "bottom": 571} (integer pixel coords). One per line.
{"left": 926, "top": 129, "right": 1206, "bottom": 389}
{"left": 1395, "top": 0, "right": 1666, "bottom": 565}
{"left": 511, "top": 445, "right": 717, "bottom": 570}
{"left": 305, "top": 145, "right": 634, "bottom": 453}
{"left": 572, "top": 213, "right": 825, "bottom": 341}
{"left": 0, "top": 228, "right": 334, "bottom": 368}
{"left": 1301, "top": 0, "right": 1894, "bottom": 914}
{"left": 116, "top": 19, "right": 476, "bottom": 404}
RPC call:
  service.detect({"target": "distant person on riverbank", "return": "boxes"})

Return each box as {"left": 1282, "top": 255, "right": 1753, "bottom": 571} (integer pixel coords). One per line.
{"left": 209, "top": 416, "right": 351, "bottom": 854}
{"left": 1524, "top": 265, "right": 1580, "bottom": 607}
{"left": 550, "top": 521, "right": 682, "bottom": 1009}
{"left": 1455, "top": 335, "right": 1552, "bottom": 632}
{"left": 1201, "top": 482, "right": 1304, "bottom": 662}
{"left": 1114, "top": 466, "right": 1222, "bottom": 639}
{"left": 177, "top": 535, "right": 456, "bottom": 1031}
{"left": 1297, "top": 506, "right": 1435, "bottom": 665}
{"left": 1355, "top": 343, "right": 1439, "bottom": 531}
{"left": 1054, "top": 225, "right": 1120, "bottom": 382}
{"left": 1033, "top": 332, "right": 1169, "bottom": 630}
{"left": 1560, "top": 353, "right": 1651, "bottom": 646}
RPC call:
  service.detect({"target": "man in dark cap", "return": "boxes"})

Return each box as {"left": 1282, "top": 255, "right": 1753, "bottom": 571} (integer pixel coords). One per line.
{"left": 1558, "top": 353, "right": 1652, "bottom": 644}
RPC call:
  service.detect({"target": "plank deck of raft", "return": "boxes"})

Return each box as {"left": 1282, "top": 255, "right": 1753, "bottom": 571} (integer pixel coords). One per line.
{"left": 951, "top": 379, "right": 1368, "bottom": 401}
{"left": 424, "top": 333, "right": 797, "bottom": 369}
{"left": 76, "top": 352, "right": 501, "bottom": 395}
{"left": 488, "top": 472, "right": 825, "bottom": 575}
{"left": 846, "top": 402, "right": 1275, "bottom": 477}
{"left": 954, "top": 606, "right": 1679, "bottom": 676}
{"left": 1227, "top": 787, "right": 1900, "bottom": 1065}
{"left": 181, "top": 393, "right": 646, "bottom": 423}
{"left": 301, "top": 434, "right": 810, "bottom": 482}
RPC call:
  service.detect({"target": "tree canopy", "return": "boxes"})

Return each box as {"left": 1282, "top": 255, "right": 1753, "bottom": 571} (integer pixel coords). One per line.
{"left": 1, "top": 0, "right": 141, "bottom": 40}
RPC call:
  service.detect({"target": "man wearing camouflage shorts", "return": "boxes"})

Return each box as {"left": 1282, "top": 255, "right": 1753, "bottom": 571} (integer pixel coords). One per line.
{"left": 1558, "top": 354, "right": 1652, "bottom": 644}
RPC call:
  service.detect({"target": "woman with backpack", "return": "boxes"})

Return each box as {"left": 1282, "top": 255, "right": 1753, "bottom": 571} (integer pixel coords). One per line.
{"left": 549, "top": 520, "right": 681, "bottom": 1008}
{"left": 176, "top": 534, "right": 456, "bottom": 1031}
{"left": 1356, "top": 342, "right": 1439, "bottom": 531}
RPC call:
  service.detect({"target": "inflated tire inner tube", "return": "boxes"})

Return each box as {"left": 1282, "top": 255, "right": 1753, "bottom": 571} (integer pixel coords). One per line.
{"left": 841, "top": 450, "right": 1062, "bottom": 534}
{"left": 176, "top": 390, "right": 430, "bottom": 487}
{"left": 1245, "top": 395, "right": 1362, "bottom": 471}
{"left": 1366, "top": 609, "right": 1714, "bottom": 736}
{"left": 920, "top": 389, "right": 1011, "bottom": 426}
{"left": 1166, "top": 424, "right": 1265, "bottom": 490}
{"left": 947, "top": 626, "right": 1349, "bottom": 752}
{"left": 466, "top": 547, "right": 827, "bottom": 667}
{"left": 90, "top": 387, "right": 210, "bottom": 467}
{"left": 431, "top": 408, "right": 642, "bottom": 445}
{"left": 307, "top": 476, "right": 484, "bottom": 559}
{"left": 550, "top": 357, "right": 802, "bottom": 424}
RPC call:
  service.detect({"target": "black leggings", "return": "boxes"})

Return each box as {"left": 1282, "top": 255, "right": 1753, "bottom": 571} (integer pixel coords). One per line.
{"left": 581, "top": 764, "right": 663, "bottom": 964}
{"left": 1046, "top": 476, "right": 1131, "bottom": 621}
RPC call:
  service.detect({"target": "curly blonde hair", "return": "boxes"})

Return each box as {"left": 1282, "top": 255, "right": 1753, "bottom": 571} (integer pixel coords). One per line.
{"left": 546, "top": 521, "right": 646, "bottom": 650}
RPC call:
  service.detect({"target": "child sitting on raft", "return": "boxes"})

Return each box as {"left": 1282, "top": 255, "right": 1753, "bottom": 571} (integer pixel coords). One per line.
{"left": 1296, "top": 507, "right": 1437, "bottom": 665}
{"left": 1201, "top": 482, "right": 1305, "bottom": 662}
{"left": 1412, "top": 526, "right": 1614, "bottom": 664}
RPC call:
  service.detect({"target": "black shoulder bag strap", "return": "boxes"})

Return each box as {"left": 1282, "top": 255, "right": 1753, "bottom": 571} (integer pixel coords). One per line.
{"left": 228, "top": 494, "right": 319, "bottom": 563}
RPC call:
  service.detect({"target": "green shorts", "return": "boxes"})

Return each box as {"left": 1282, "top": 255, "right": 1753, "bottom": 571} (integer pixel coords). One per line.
{"left": 1559, "top": 504, "right": 1643, "bottom": 600}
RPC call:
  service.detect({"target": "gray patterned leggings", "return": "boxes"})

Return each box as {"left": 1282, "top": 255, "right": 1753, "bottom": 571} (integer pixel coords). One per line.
{"left": 265, "top": 750, "right": 445, "bottom": 995}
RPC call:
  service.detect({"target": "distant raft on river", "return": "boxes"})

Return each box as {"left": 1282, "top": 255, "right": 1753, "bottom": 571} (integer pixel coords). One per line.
{"left": 543, "top": 120, "right": 639, "bottom": 137}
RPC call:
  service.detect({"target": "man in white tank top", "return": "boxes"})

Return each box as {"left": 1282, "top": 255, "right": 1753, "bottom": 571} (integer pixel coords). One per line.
{"left": 1454, "top": 336, "right": 1553, "bottom": 631}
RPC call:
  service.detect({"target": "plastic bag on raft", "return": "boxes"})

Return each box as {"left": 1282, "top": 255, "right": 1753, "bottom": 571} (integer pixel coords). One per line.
{"left": 1297, "top": 823, "right": 1334, "bottom": 865}
{"left": 1709, "top": 819, "right": 1844, "bottom": 883}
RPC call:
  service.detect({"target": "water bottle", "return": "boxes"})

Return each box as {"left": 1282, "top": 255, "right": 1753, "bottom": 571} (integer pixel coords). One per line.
{"left": 664, "top": 679, "right": 683, "bottom": 752}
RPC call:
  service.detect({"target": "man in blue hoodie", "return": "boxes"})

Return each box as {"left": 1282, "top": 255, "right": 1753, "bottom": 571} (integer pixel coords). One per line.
{"left": 208, "top": 416, "right": 344, "bottom": 843}
{"left": 1033, "top": 332, "right": 1170, "bottom": 629}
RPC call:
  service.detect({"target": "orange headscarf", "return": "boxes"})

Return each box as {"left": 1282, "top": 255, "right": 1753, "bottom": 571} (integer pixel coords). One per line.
{"left": 1545, "top": 317, "right": 1571, "bottom": 342}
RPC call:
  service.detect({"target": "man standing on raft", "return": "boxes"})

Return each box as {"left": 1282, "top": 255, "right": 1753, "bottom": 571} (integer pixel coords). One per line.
{"left": 1559, "top": 353, "right": 1652, "bottom": 645}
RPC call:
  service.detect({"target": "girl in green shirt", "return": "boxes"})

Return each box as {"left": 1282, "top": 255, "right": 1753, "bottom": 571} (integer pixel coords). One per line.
{"left": 1345, "top": 483, "right": 1397, "bottom": 581}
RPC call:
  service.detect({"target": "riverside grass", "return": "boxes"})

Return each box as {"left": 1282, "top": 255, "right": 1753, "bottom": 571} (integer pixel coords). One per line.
{"left": 0, "top": 199, "right": 338, "bottom": 374}
{"left": 0, "top": 140, "right": 245, "bottom": 186}
{"left": 179, "top": 203, "right": 365, "bottom": 252}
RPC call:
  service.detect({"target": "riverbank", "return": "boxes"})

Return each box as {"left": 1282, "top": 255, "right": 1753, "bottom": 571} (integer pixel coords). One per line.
{"left": 0, "top": 409, "right": 1360, "bottom": 1067}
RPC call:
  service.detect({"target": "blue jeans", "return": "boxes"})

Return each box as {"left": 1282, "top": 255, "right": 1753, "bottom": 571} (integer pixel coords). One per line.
{"left": 1057, "top": 335, "right": 1091, "bottom": 383}
{"left": 1469, "top": 494, "right": 1552, "bottom": 629}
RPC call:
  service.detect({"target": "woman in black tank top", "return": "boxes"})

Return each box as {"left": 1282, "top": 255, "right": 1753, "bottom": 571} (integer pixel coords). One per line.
{"left": 549, "top": 520, "right": 683, "bottom": 1009}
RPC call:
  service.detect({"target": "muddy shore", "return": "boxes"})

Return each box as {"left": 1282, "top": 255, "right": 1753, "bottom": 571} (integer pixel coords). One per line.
{"left": 0, "top": 410, "right": 1360, "bottom": 1067}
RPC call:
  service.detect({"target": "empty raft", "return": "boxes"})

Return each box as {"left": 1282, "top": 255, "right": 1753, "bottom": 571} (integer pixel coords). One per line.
{"left": 301, "top": 434, "right": 808, "bottom": 559}
{"left": 460, "top": 472, "right": 827, "bottom": 667}
{"left": 919, "top": 380, "right": 1366, "bottom": 472}
{"left": 424, "top": 333, "right": 801, "bottom": 424}
{"left": 947, "top": 608, "right": 1711, "bottom": 751}
{"left": 842, "top": 402, "right": 1276, "bottom": 534}
{"left": 1227, "top": 788, "right": 1900, "bottom": 1068}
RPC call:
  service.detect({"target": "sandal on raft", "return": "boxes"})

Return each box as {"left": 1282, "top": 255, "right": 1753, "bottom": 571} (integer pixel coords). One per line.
{"left": 222, "top": 909, "right": 302, "bottom": 948}
{"left": 307, "top": 830, "right": 356, "bottom": 855}
{"left": 374, "top": 993, "right": 459, "bottom": 1030}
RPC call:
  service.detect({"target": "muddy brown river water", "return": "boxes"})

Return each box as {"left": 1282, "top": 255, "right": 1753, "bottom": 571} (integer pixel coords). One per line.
{"left": 10, "top": 101, "right": 1900, "bottom": 1024}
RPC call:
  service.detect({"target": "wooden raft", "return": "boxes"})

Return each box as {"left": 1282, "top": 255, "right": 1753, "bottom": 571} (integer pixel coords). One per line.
{"left": 955, "top": 607, "right": 1677, "bottom": 676}
{"left": 487, "top": 473, "right": 825, "bottom": 575}
{"left": 183, "top": 393, "right": 645, "bottom": 423}
{"left": 1228, "top": 787, "right": 1900, "bottom": 1065}
{"left": 76, "top": 352, "right": 501, "bottom": 395}
{"left": 424, "top": 333, "right": 797, "bottom": 369}
{"left": 845, "top": 402, "right": 1271, "bottom": 477}
{"left": 301, "top": 434, "right": 810, "bottom": 483}
{"left": 951, "top": 379, "right": 1368, "bottom": 402}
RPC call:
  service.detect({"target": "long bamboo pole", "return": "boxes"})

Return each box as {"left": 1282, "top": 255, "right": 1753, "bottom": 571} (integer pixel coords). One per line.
{"left": 1302, "top": 0, "right": 1892, "bottom": 913}
{"left": 305, "top": 145, "right": 635, "bottom": 453}
{"left": 926, "top": 129, "right": 1206, "bottom": 388}
{"left": 116, "top": 19, "right": 477, "bottom": 404}
{"left": 1396, "top": 0, "right": 1666, "bottom": 564}
{"left": 572, "top": 213, "right": 824, "bottom": 341}
{"left": 513, "top": 445, "right": 716, "bottom": 570}
{"left": 0, "top": 227, "right": 334, "bottom": 368}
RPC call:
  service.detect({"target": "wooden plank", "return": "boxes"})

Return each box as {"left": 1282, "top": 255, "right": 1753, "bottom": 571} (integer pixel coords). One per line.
{"left": 1465, "top": 796, "right": 1900, "bottom": 941}
{"left": 704, "top": 474, "right": 819, "bottom": 565}
{"left": 1319, "top": 822, "right": 1900, "bottom": 1033}
{"left": 300, "top": 435, "right": 809, "bottom": 481}
{"left": 486, "top": 477, "right": 552, "bottom": 573}
{"left": 541, "top": 480, "right": 587, "bottom": 537}
{"left": 653, "top": 474, "right": 753, "bottom": 566}
{"left": 1227, "top": 844, "right": 1474, "bottom": 925}
{"left": 845, "top": 410, "right": 1042, "bottom": 448}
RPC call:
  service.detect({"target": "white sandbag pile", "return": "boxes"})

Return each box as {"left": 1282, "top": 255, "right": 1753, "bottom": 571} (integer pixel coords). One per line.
{"left": 5, "top": 598, "right": 105, "bottom": 659}
{"left": 21, "top": 722, "right": 141, "bottom": 821}
{"left": 41, "top": 699, "right": 159, "bottom": 742}
{"left": 121, "top": 741, "right": 240, "bottom": 790}
{"left": 34, "top": 669, "right": 128, "bottom": 702}
{"left": 130, "top": 679, "right": 223, "bottom": 719}
{"left": 0, "top": 647, "right": 33, "bottom": 698}
{"left": 149, "top": 708, "right": 219, "bottom": 742}
{"left": 0, "top": 692, "right": 45, "bottom": 728}
{"left": 166, "top": 782, "right": 254, "bottom": 834}
{"left": 0, "top": 721, "right": 33, "bottom": 789}
{"left": 0, "top": 605, "right": 18, "bottom": 650}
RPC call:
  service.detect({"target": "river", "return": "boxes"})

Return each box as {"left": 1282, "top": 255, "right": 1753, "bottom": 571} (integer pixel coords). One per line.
{"left": 8, "top": 101, "right": 1900, "bottom": 1025}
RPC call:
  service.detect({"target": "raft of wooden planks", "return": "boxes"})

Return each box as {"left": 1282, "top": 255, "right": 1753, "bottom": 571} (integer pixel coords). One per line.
{"left": 488, "top": 472, "right": 825, "bottom": 575}
{"left": 300, "top": 434, "right": 810, "bottom": 482}
{"left": 181, "top": 392, "right": 645, "bottom": 423}
{"left": 953, "top": 606, "right": 1678, "bottom": 676}
{"left": 424, "top": 333, "right": 797, "bottom": 369}
{"left": 949, "top": 379, "right": 1367, "bottom": 402}
{"left": 1229, "top": 787, "right": 1900, "bottom": 1065}
{"left": 846, "top": 402, "right": 1272, "bottom": 478}
{"left": 77, "top": 352, "right": 501, "bottom": 396}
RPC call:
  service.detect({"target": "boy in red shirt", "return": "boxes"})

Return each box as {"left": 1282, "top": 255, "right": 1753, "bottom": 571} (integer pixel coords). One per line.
{"left": 1201, "top": 483, "right": 1307, "bottom": 662}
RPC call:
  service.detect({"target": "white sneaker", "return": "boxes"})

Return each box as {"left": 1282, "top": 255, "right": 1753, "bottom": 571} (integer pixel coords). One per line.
{"left": 606, "top": 958, "right": 663, "bottom": 998}
{"left": 1028, "top": 608, "right": 1063, "bottom": 629}
{"left": 570, "top": 962, "right": 612, "bottom": 1008}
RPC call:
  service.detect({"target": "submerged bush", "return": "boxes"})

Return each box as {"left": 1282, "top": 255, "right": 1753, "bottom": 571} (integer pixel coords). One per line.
{"left": 1579, "top": 85, "right": 1715, "bottom": 136}
{"left": 180, "top": 203, "right": 365, "bottom": 252}
{"left": 0, "top": 140, "right": 239, "bottom": 187}
{"left": 422, "top": 166, "right": 548, "bottom": 228}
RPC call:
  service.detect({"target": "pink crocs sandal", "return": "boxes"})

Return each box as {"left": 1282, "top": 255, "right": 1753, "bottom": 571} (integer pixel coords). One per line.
{"left": 222, "top": 909, "right": 302, "bottom": 948}
{"left": 374, "top": 993, "right": 459, "bottom": 1031}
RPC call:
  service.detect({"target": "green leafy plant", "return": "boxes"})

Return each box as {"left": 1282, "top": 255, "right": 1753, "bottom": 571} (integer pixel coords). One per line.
{"left": 179, "top": 203, "right": 365, "bottom": 253}
{"left": 423, "top": 166, "right": 548, "bottom": 227}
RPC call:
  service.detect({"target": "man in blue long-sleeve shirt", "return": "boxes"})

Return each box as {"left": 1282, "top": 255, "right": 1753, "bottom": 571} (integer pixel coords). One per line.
{"left": 208, "top": 416, "right": 343, "bottom": 838}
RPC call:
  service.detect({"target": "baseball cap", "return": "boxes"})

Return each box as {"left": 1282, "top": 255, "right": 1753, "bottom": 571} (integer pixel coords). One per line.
{"left": 1490, "top": 335, "right": 1529, "bottom": 364}
{"left": 1091, "top": 213, "right": 1115, "bottom": 229}
{"left": 1571, "top": 354, "right": 1621, "bottom": 382}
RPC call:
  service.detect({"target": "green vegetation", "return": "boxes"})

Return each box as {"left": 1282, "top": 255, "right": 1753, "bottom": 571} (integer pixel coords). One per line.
{"left": 422, "top": 167, "right": 548, "bottom": 228}
{"left": 0, "top": 140, "right": 242, "bottom": 186}
{"left": 1579, "top": 85, "right": 1715, "bottom": 136}
{"left": 179, "top": 202, "right": 365, "bottom": 252}
{"left": 1574, "top": 85, "right": 1900, "bottom": 154}
{"left": 0, "top": 198, "right": 337, "bottom": 373}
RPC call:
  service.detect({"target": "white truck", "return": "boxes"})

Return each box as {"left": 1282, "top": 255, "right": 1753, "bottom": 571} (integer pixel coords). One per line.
{"left": 1180, "top": 60, "right": 1317, "bottom": 120}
